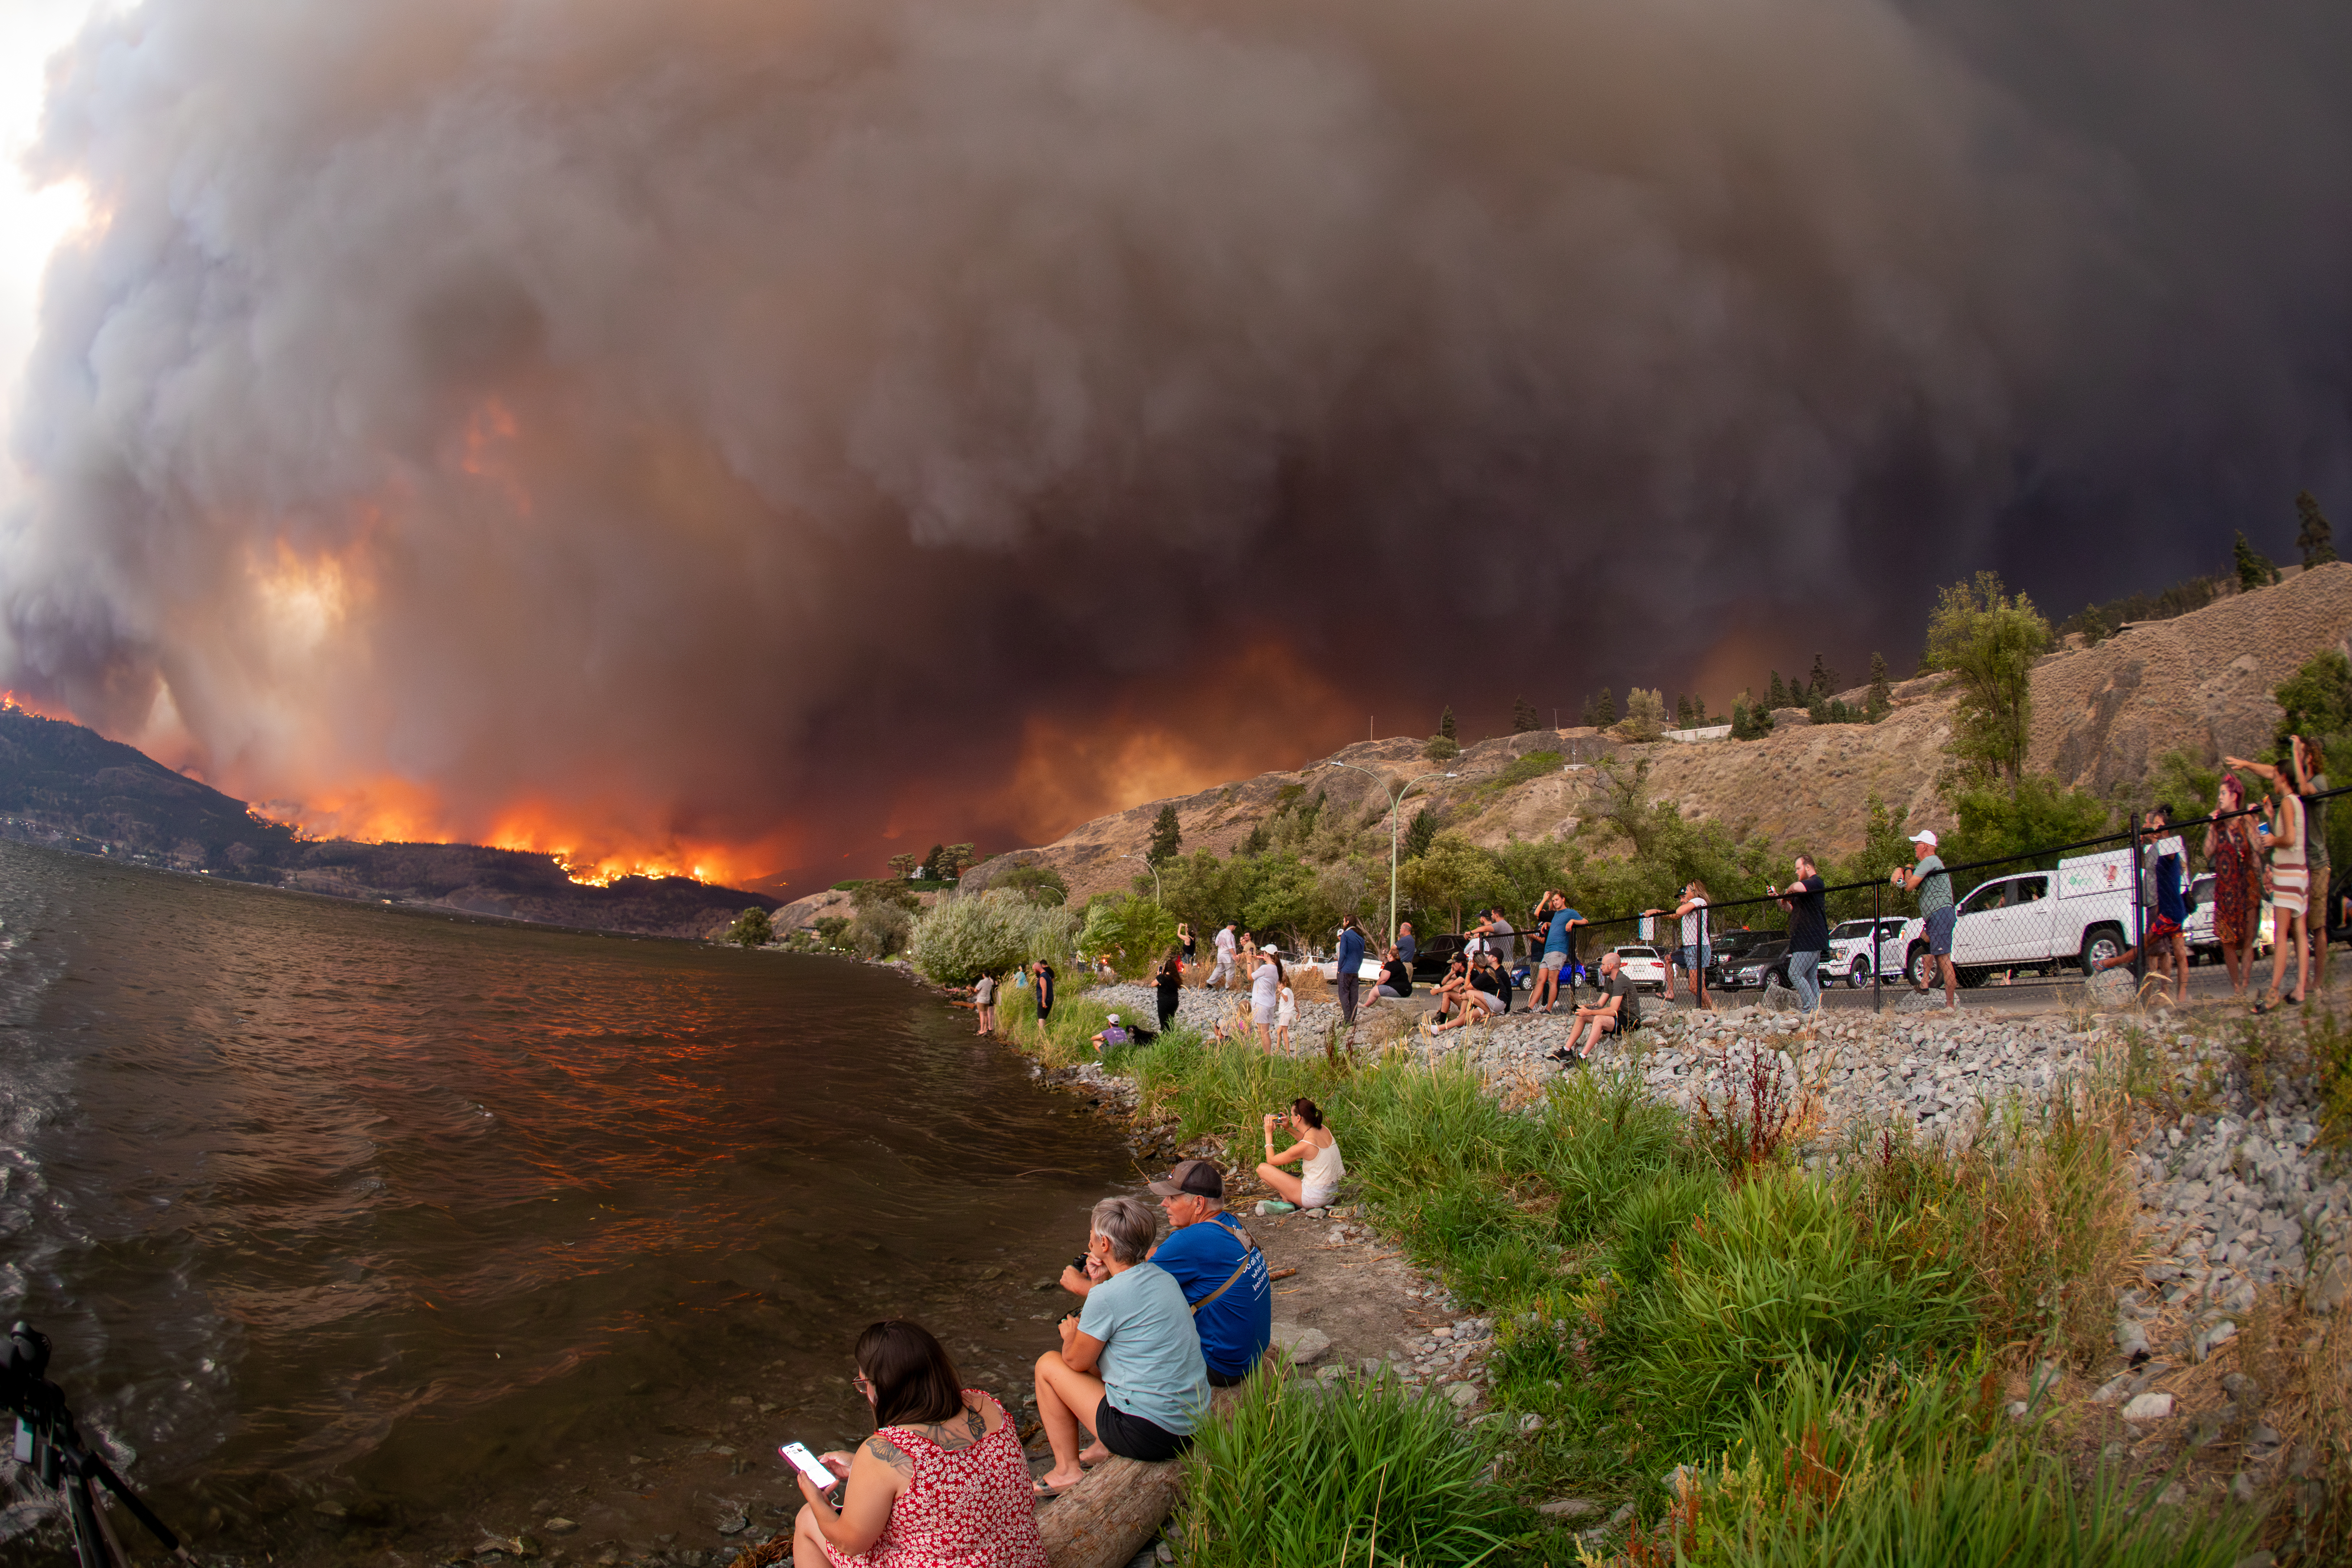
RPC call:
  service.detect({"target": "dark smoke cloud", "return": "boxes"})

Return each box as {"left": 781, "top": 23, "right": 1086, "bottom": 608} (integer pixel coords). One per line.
{"left": 3, "top": 0, "right": 2346, "bottom": 879}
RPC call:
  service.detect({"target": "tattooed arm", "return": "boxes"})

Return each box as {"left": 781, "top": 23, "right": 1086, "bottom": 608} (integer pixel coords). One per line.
{"left": 798, "top": 1430, "right": 909, "bottom": 1556}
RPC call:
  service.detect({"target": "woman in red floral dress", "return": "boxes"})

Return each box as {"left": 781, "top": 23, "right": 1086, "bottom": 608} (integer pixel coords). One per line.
{"left": 2205, "top": 771, "right": 2263, "bottom": 996}
{"left": 790, "top": 1320, "right": 1049, "bottom": 1568}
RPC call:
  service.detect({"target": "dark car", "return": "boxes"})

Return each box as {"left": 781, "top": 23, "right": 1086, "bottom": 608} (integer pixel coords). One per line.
{"left": 1703, "top": 928, "right": 1776, "bottom": 987}
{"left": 1409, "top": 932, "right": 1474, "bottom": 981}
{"left": 1712, "top": 939, "right": 1792, "bottom": 993}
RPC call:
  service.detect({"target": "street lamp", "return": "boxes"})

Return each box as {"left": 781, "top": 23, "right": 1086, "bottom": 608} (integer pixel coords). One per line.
{"left": 1119, "top": 852, "right": 1163, "bottom": 903}
{"left": 1324, "top": 758, "right": 1457, "bottom": 948}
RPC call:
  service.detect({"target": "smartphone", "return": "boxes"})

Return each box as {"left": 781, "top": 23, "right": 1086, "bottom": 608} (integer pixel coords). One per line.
{"left": 780, "top": 1442, "right": 839, "bottom": 1491}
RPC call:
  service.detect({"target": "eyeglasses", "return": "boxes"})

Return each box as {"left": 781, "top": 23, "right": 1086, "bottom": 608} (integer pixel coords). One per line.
{"left": 853, "top": 1372, "right": 874, "bottom": 1394}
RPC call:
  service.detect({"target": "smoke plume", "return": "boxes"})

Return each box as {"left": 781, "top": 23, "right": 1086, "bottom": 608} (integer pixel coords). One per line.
{"left": 4, "top": 0, "right": 2346, "bottom": 881}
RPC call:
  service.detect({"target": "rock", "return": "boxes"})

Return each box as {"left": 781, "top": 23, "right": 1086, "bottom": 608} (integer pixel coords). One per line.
{"left": 1268, "top": 1323, "right": 1332, "bottom": 1366}
{"left": 2311, "top": 1253, "right": 2352, "bottom": 1314}
{"left": 543, "top": 1518, "right": 580, "bottom": 1537}
{"left": 2092, "top": 1374, "right": 2131, "bottom": 1405}
{"left": 713, "top": 1513, "right": 749, "bottom": 1537}
{"left": 2123, "top": 1392, "right": 2175, "bottom": 1422}
{"left": 311, "top": 1501, "right": 349, "bottom": 1521}
{"left": 1519, "top": 1412, "right": 1544, "bottom": 1432}
{"left": 1538, "top": 1499, "right": 1600, "bottom": 1518}
{"left": 2006, "top": 1401, "right": 2029, "bottom": 1420}
{"left": 1608, "top": 1503, "right": 1638, "bottom": 1528}
{"left": 1444, "top": 1382, "right": 1483, "bottom": 1410}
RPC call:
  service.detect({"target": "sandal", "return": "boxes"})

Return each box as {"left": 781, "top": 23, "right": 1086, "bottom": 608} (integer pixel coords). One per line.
{"left": 1032, "top": 1479, "right": 1082, "bottom": 1501}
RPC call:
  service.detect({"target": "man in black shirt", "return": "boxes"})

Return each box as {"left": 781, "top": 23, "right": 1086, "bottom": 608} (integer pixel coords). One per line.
{"left": 1548, "top": 951, "right": 1635, "bottom": 1063}
{"left": 1776, "top": 854, "right": 1830, "bottom": 1020}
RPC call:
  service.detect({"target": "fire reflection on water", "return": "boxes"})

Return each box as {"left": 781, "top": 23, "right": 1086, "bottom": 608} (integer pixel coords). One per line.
{"left": 0, "top": 840, "right": 1125, "bottom": 1559}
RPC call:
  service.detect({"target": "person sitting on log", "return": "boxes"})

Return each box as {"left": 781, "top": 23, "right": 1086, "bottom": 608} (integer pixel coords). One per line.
{"left": 1031, "top": 1197, "right": 1209, "bottom": 1496}
{"left": 787, "top": 1318, "right": 1049, "bottom": 1567}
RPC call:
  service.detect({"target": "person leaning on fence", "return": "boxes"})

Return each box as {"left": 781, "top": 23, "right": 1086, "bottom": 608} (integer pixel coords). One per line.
{"left": 1644, "top": 881, "right": 1714, "bottom": 1011}
{"left": 1892, "top": 830, "right": 1958, "bottom": 1009}
{"left": 1546, "top": 950, "right": 1636, "bottom": 1064}
{"left": 2095, "top": 804, "right": 2191, "bottom": 1004}
{"left": 1334, "top": 913, "right": 1367, "bottom": 1027}
{"left": 1776, "top": 855, "right": 1830, "bottom": 1020}
{"left": 1032, "top": 1197, "right": 1210, "bottom": 1496}
{"left": 2206, "top": 772, "right": 2264, "bottom": 998}
{"left": 2229, "top": 747, "right": 2312, "bottom": 1010}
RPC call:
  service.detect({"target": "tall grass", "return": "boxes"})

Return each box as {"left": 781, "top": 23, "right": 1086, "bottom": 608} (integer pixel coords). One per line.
{"left": 1173, "top": 1372, "right": 1527, "bottom": 1568}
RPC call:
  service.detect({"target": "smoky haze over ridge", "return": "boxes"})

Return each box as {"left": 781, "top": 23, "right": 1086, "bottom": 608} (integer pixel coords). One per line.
{"left": 1, "top": 0, "right": 2345, "bottom": 884}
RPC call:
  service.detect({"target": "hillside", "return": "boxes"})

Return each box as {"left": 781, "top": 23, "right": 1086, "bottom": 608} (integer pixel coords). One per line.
{"left": 0, "top": 707, "right": 776, "bottom": 940}
{"left": 940, "top": 564, "right": 2352, "bottom": 913}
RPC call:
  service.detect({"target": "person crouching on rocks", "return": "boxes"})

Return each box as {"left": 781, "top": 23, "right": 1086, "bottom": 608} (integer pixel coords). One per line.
{"left": 1257, "top": 1098, "right": 1344, "bottom": 1212}
{"left": 1032, "top": 1197, "right": 1209, "bottom": 1497}
{"left": 789, "top": 1318, "right": 1048, "bottom": 1568}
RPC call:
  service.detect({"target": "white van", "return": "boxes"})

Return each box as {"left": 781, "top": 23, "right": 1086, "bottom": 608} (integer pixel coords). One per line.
{"left": 1826, "top": 918, "right": 1908, "bottom": 988}
{"left": 1893, "top": 847, "right": 2139, "bottom": 987}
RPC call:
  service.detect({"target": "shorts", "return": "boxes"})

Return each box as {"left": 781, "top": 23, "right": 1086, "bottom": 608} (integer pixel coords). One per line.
{"left": 1540, "top": 951, "right": 1566, "bottom": 971}
{"left": 2272, "top": 865, "right": 2310, "bottom": 907}
{"left": 2146, "top": 914, "right": 2182, "bottom": 942}
{"left": 1300, "top": 1184, "right": 1338, "bottom": 1209}
{"left": 1375, "top": 985, "right": 1405, "bottom": 999}
{"left": 1678, "top": 945, "right": 1709, "bottom": 973}
{"left": 1207, "top": 1367, "right": 1251, "bottom": 1389}
{"left": 1093, "top": 1398, "right": 1191, "bottom": 1463}
{"left": 1252, "top": 1005, "right": 1274, "bottom": 1025}
{"left": 1925, "top": 906, "right": 1956, "bottom": 957}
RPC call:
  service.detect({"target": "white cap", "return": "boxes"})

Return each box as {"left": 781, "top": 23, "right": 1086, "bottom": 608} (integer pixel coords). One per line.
{"left": 1909, "top": 829, "right": 1939, "bottom": 847}
{"left": 1107, "top": 1013, "right": 1119, "bottom": 1024}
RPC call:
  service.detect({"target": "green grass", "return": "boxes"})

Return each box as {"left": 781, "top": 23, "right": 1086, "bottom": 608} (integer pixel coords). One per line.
{"left": 1173, "top": 1371, "right": 1529, "bottom": 1567}
{"left": 1000, "top": 1030, "right": 2251, "bottom": 1564}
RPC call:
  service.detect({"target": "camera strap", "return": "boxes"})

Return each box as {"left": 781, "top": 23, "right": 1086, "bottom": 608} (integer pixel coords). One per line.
{"left": 1190, "top": 1215, "right": 1259, "bottom": 1316}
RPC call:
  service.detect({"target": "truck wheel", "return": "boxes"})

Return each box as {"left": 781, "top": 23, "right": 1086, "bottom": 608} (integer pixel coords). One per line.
{"left": 1907, "top": 944, "right": 1933, "bottom": 987}
{"left": 1957, "top": 965, "right": 1988, "bottom": 989}
{"left": 2080, "top": 926, "right": 2124, "bottom": 973}
{"left": 1847, "top": 957, "right": 1871, "bottom": 988}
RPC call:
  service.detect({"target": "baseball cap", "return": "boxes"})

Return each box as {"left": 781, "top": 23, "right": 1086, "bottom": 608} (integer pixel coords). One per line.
{"left": 1908, "top": 830, "right": 1939, "bottom": 848}
{"left": 1106, "top": 1013, "right": 1119, "bottom": 1024}
{"left": 1147, "top": 1159, "right": 1225, "bottom": 1201}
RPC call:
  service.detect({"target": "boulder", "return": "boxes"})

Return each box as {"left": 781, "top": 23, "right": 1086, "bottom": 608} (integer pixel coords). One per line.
{"left": 1268, "top": 1323, "right": 1332, "bottom": 1366}
{"left": 2122, "top": 1392, "right": 2175, "bottom": 1422}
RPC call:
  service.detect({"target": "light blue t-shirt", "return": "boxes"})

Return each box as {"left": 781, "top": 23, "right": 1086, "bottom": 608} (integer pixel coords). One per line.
{"left": 1077, "top": 1261, "right": 1210, "bottom": 1435}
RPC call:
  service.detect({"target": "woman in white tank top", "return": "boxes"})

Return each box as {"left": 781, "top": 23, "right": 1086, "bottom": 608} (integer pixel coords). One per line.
{"left": 1258, "top": 1097, "right": 1345, "bottom": 1210}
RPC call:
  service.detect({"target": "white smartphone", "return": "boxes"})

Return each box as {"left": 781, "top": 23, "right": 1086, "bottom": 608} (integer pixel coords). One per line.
{"left": 779, "top": 1442, "right": 839, "bottom": 1491}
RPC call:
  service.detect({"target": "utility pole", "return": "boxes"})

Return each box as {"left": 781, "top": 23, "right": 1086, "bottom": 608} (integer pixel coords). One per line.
{"left": 1323, "top": 757, "right": 1457, "bottom": 947}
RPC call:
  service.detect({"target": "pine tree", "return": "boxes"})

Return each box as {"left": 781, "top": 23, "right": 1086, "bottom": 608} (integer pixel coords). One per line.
{"left": 1147, "top": 803, "right": 1181, "bottom": 865}
{"left": 1867, "top": 652, "right": 1892, "bottom": 721}
{"left": 1511, "top": 696, "right": 1539, "bottom": 732}
{"left": 1691, "top": 695, "right": 1708, "bottom": 724}
{"left": 1808, "top": 653, "right": 1837, "bottom": 697}
{"left": 1767, "top": 670, "right": 1788, "bottom": 708}
{"left": 2297, "top": 491, "right": 2338, "bottom": 567}
{"left": 1676, "top": 694, "right": 1694, "bottom": 728}
{"left": 1404, "top": 806, "right": 1439, "bottom": 859}
{"left": 1439, "top": 705, "right": 1457, "bottom": 741}
{"left": 2235, "top": 530, "right": 2277, "bottom": 591}
{"left": 1596, "top": 689, "right": 1617, "bottom": 726}
{"left": 918, "top": 842, "right": 947, "bottom": 879}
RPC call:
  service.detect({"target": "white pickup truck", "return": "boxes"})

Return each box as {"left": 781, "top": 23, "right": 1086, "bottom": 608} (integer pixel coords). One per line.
{"left": 1893, "top": 847, "right": 2142, "bottom": 987}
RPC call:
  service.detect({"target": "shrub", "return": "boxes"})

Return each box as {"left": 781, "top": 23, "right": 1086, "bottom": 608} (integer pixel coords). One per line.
{"left": 722, "top": 906, "right": 773, "bottom": 947}
{"left": 1174, "top": 1372, "right": 1524, "bottom": 1567}
{"left": 1076, "top": 894, "right": 1178, "bottom": 978}
{"left": 1424, "top": 734, "right": 1461, "bottom": 762}
{"left": 849, "top": 901, "right": 912, "bottom": 958}
{"left": 908, "top": 889, "right": 1075, "bottom": 982}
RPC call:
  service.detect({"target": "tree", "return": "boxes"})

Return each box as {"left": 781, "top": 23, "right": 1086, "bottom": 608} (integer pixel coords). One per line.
{"left": 1617, "top": 688, "right": 1668, "bottom": 740}
{"left": 1676, "top": 694, "right": 1694, "bottom": 728}
{"left": 1767, "top": 671, "right": 1788, "bottom": 708}
{"left": 1147, "top": 804, "right": 1182, "bottom": 865}
{"left": 2297, "top": 490, "right": 2338, "bottom": 567}
{"left": 1596, "top": 689, "right": 1617, "bottom": 726}
{"left": 936, "top": 842, "right": 975, "bottom": 880}
{"left": 1404, "top": 806, "right": 1439, "bottom": 860}
{"left": 724, "top": 906, "right": 773, "bottom": 947}
{"left": 1729, "top": 690, "right": 1773, "bottom": 740}
{"left": 1581, "top": 693, "right": 1601, "bottom": 727}
{"left": 1439, "top": 705, "right": 1458, "bottom": 742}
{"left": 849, "top": 901, "right": 914, "bottom": 958}
{"left": 917, "top": 842, "right": 947, "bottom": 879}
{"left": 1401, "top": 831, "right": 1500, "bottom": 934}
{"left": 1866, "top": 653, "right": 1892, "bottom": 721}
{"left": 2273, "top": 648, "right": 2352, "bottom": 866}
{"left": 1240, "top": 819, "right": 1272, "bottom": 856}
{"left": 1077, "top": 895, "right": 1179, "bottom": 978}
{"left": 1939, "top": 775, "right": 2113, "bottom": 902}
{"left": 886, "top": 851, "right": 921, "bottom": 880}
{"left": 2234, "top": 530, "right": 2278, "bottom": 591}
{"left": 1691, "top": 695, "right": 1708, "bottom": 724}
{"left": 1921, "top": 571, "right": 2050, "bottom": 796}
{"left": 1808, "top": 653, "right": 1838, "bottom": 697}
{"left": 991, "top": 862, "right": 1068, "bottom": 906}
{"left": 1511, "top": 696, "right": 1540, "bottom": 733}
{"left": 812, "top": 915, "right": 850, "bottom": 948}
{"left": 1422, "top": 734, "right": 1460, "bottom": 762}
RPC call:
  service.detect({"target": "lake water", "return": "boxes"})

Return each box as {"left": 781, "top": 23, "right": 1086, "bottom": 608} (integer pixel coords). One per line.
{"left": 0, "top": 842, "right": 1129, "bottom": 1561}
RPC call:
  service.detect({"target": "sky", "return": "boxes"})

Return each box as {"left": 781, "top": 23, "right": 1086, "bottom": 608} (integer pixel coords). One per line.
{"left": 0, "top": 0, "right": 2346, "bottom": 891}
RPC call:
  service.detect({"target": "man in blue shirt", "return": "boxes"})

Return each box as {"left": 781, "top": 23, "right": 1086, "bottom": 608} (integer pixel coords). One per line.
{"left": 1334, "top": 914, "right": 1367, "bottom": 1026}
{"left": 1144, "top": 1160, "right": 1271, "bottom": 1386}
{"left": 1396, "top": 922, "right": 1418, "bottom": 968}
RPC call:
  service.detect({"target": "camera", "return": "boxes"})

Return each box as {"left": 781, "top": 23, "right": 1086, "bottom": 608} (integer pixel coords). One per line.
{"left": 3, "top": 1320, "right": 184, "bottom": 1568}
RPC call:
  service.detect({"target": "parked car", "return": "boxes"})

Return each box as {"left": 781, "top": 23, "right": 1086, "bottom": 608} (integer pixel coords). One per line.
{"left": 1717, "top": 939, "right": 1792, "bottom": 992}
{"left": 1827, "top": 918, "right": 1909, "bottom": 988}
{"left": 1316, "top": 954, "right": 1385, "bottom": 984}
{"left": 1705, "top": 929, "right": 1775, "bottom": 990}
{"left": 1612, "top": 945, "right": 1668, "bottom": 990}
{"left": 1408, "top": 932, "right": 1474, "bottom": 981}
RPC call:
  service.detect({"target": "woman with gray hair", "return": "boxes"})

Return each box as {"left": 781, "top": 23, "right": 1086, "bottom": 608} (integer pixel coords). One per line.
{"left": 1030, "top": 1195, "right": 1209, "bottom": 1496}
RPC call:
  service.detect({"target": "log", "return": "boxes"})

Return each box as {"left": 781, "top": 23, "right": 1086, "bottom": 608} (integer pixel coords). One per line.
{"left": 1036, "top": 1455, "right": 1184, "bottom": 1568}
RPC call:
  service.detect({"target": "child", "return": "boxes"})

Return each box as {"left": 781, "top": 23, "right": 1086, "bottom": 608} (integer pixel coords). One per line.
{"left": 1275, "top": 977, "right": 1298, "bottom": 1052}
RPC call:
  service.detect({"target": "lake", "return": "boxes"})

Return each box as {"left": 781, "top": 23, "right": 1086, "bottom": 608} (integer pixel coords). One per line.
{"left": 0, "top": 841, "right": 1128, "bottom": 1562}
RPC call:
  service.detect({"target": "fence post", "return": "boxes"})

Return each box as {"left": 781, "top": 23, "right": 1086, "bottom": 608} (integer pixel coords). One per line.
{"left": 2129, "top": 810, "right": 2146, "bottom": 985}
{"left": 1873, "top": 876, "right": 1883, "bottom": 1014}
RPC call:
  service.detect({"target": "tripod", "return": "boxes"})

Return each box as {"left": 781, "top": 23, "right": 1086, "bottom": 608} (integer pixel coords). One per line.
{"left": 4, "top": 1322, "right": 190, "bottom": 1568}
